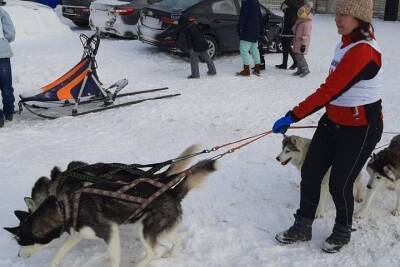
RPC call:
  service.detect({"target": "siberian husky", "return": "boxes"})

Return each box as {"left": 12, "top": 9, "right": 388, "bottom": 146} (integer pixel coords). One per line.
{"left": 4, "top": 145, "right": 218, "bottom": 267}
{"left": 354, "top": 135, "right": 400, "bottom": 218}
{"left": 276, "top": 135, "right": 364, "bottom": 218}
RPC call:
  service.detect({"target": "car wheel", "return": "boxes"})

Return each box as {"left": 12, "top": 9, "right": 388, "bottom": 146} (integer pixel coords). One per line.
{"left": 73, "top": 21, "right": 89, "bottom": 27}
{"left": 203, "top": 35, "right": 218, "bottom": 59}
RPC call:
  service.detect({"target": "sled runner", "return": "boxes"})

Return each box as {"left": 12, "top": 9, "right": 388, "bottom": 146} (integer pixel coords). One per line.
{"left": 18, "top": 34, "right": 180, "bottom": 119}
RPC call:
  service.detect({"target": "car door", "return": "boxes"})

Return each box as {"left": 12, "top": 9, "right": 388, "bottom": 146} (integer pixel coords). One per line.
{"left": 207, "top": 0, "right": 239, "bottom": 51}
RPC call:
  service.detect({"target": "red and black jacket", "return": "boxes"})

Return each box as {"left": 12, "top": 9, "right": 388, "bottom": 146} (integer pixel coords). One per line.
{"left": 288, "top": 35, "right": 382, "bottom": 126}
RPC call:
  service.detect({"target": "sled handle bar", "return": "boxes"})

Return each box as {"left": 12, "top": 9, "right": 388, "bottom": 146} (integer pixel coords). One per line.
{"left": 80, "top": 34, "right": 100, "bottom": 57}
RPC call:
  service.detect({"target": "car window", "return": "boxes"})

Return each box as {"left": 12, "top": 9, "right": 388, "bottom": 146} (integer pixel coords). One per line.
{"left": 156, "top": 0, "right": 203, "bottom": 9}
{"left": 211, "top": 0, "right": 237, "bottom": 15}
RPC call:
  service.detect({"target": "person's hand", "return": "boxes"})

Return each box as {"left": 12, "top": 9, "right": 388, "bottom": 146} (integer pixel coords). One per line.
{"left": 272, "top": 113, "right": 294, "bottom": 134}
{"left": 300, "top": 45, "right": 306, "bottom": 54}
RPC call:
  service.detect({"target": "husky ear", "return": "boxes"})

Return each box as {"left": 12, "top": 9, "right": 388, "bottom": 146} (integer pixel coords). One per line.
{"left": 290, "top": 136, "right": 299, "bottom": 146}
{"left": 24, "top": 197, "right": 36, "bottom": 213}
{"left": 4, "top": 226, "right": 20, "bottom": 236}
{"left": 50, "top": 167, "right": 61, "bottom": 181}
{"left": 15, "top": 210, "right": 30, "bottom": 221}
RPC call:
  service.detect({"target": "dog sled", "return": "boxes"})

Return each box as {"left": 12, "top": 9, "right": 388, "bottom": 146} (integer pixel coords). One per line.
{"left": 18, "top": 34, "right": 180, "bottom": 119}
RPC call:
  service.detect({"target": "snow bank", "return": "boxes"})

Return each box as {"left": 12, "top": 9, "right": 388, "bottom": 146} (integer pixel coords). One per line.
{"left": 4, "top": 0, "right": 73, "bottom": 42}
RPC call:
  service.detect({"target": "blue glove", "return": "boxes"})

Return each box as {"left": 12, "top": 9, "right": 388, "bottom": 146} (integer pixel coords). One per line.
{"left": 272, "top": 113, "right": 294, "bottom": 134}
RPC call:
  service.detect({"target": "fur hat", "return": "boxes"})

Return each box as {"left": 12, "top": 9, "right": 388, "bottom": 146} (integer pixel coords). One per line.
{"left": 334, "top": 0, "right": 373, "bottom": 23}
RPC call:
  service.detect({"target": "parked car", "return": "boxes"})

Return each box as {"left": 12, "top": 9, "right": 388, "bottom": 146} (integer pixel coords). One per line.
{"left": 89, "top": 0, "right": 160, "bottom": 39}
{"left": 60, "top": 0, "right": 93, "bottom": 27}
{"left": 33, "top": 0, "right": 60, "bottom": 8}
{"left": 137, "top": 0, "right": 283, "bottom": 58}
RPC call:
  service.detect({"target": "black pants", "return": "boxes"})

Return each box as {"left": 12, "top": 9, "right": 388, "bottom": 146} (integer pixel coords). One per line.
{"left": 281, "top": 37, "right": 296, "bottom": 67}
{"left": 257, "top": 42, "right": 265, "bottom": 67}
{"left": 297, "top": 114, "right": 383, "bottom": 227}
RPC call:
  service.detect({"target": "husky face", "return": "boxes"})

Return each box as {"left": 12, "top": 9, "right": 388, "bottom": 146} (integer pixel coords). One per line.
{"left": 366, "top": 152, "right": 399, "bottom": 189}
{"left": 276, "top": 135, "right": 310, "bottom": 167}
{"left": 4, "top": 196, "right": 64, "bottom": 258}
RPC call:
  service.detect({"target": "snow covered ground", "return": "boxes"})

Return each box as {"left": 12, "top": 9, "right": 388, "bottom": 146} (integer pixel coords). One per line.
{"left": 1, "top": 3, "right": 400, "bottom": 266}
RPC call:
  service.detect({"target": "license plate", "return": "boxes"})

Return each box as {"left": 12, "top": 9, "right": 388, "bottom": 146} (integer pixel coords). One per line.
{"left": 144, "top": 16, "right": 161, "bottom": 28}
{"left": 64, "top": 8, "right": 75, "bottom": 14}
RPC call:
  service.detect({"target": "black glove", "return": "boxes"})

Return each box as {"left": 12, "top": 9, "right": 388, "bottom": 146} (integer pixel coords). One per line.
{"left": 300, "top": 45, "right": 306, "bottom": 54}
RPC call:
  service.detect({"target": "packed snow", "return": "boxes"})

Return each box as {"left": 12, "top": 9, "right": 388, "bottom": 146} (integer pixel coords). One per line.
{"left": 0, "top": 2, "right": 400, "bottom": 267}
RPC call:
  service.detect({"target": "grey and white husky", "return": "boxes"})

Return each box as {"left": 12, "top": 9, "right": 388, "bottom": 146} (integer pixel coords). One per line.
{"left": 4, "top": 145, "right": 218, "bottom": 267}
{"left": 354, "top": 135, "right": 400, "bottom": 218}
{"left": 276, "top": 135, "right": 364, "bottom": 219}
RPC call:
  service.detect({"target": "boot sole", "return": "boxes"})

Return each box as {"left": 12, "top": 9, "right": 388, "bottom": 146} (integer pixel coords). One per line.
{"left": 275, "top": 235, "right": 310, "bottom": 245}
{"left": 321, "top": 247, "right": 341, "bottom": 253}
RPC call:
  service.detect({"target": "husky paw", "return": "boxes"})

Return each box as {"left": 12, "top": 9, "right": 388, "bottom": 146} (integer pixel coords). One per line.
{"left": 161, "top": 250, "right": 175, "bottom": 258}
{"left": 315, "top": 210, "right": 325, "bottom": 219}
{"left": 355, "top": 195, "right": 364, "bottom": 203}
{"left": 354, "top": 209, "right": 366, "bottom": 219}
{"left": 391, "top": 209, "right": 400, "bottom": 216}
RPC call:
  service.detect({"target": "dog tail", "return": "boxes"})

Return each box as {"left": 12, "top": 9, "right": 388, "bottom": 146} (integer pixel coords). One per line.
{"left": 166, "top": 144, "right": 201, "bottom": 176}
{"left": 172, "top": 159, "right": 218, "bottom": 200}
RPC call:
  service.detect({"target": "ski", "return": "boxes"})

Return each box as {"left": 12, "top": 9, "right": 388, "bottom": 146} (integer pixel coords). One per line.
{"left": 115, "top": 87, "right": 169, "bottom": 99}
{"left": 72, "top": 93, "right": 181, "bottom": 117}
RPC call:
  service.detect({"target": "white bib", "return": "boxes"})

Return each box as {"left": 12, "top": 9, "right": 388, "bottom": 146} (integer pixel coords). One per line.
{"left": 329, "top": 39, "right": 382, "bottom": 107}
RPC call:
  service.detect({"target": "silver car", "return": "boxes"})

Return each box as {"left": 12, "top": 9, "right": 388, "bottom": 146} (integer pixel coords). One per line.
{"left": 89, "top": 0, "right": 159, "bottom": 38}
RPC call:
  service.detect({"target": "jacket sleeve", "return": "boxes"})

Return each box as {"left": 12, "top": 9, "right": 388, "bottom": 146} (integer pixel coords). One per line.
{"left": 238, "top": 0, "right": 250, "bottom": 33}
{"left": 2, "top": 11, "right": 15, "bottom": 43}
{"left": 290, "top": 43, "right": 381, "bottom": 121}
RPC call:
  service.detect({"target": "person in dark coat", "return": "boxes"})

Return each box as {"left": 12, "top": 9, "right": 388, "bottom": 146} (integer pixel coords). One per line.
{"left": 177, "top": 16, "right": 216, "bottom": 79}
{"left": 276, "top": 0, "right": 304, "bottom": 70}
{"left": 236, "top": 0, "right": 263, "bottom": 76}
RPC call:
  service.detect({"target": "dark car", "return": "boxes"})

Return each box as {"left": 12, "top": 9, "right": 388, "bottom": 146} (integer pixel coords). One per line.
{"left": 60, "top": 0, "right": 93, "bottom": 27}
{"left": 137, "top": 0, "right": 282, "bottom": 58}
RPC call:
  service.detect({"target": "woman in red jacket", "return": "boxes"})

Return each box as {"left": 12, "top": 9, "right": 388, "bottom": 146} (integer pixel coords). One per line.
{"left": 272, "top": 0, "right": 383, "bottom": 253}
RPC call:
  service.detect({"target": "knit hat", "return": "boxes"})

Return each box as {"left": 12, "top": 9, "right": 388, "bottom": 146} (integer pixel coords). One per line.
{"left": 334, "top": 0, "right": 373, "bottom": 23}
{"left": 297, "top": 1, "right": 313, "bottom": 18}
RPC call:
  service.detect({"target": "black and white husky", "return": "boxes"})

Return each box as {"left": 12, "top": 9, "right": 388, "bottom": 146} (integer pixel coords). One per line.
{"left": 4, "top": 145, "right": 218, "bottom": 267}
{"left": 276, "top": 135, "right": 364, "bottom": 219}
{"left": 354, "top": 135, "right": 400, "bottom": 219}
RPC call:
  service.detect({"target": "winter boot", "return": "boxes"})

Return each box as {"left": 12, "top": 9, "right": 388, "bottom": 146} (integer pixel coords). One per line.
{"left": 252, "top": 64, "right": 261, "bottom": 76}
{"left": 299, "top": 70, "right": 310, "bottom": 78}
{"left": 322, "top": 223, "right": 352, "bottom": 253}
{"left": 275, "top": 214, "right": 313, "bottom": 245}
{"left": 289, "top": 63, "right": 297, "bottom": 70}
{"left": 187, "top": 75, "right": 200, "bottom": 79}
{"left": 236, "top": 65, "right": 250, "bottom": 76}
{"left": 293, "top": 69, "right": 303, "bottom": 76}
{"left": 0, "top": 117, "right": 3, "bottom": 128}
{"left": 5, "top": 113, "right": 13, "bottom": 121}
{"left": 275, "top": 63, "right": 287, "bottom": 70}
